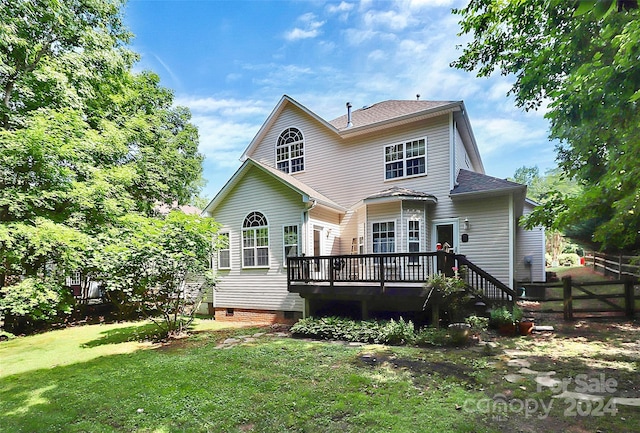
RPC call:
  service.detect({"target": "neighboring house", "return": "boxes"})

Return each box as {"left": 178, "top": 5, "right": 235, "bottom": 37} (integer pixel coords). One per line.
{"left": 202, "top": 95, "right": 545, "bottom": 324}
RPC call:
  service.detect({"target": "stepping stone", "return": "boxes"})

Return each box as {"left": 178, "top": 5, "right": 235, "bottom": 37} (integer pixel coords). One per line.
{"left": 503, "top": 349, "right": 530, "bottom": 357}
{"left": 535, "top": 375, "right": 562, "bottom": 388}
{"left": 552, "top": 391, "right": 604, "bottom": 401}
{"left": 533, "top": 325, "right": 554, "bottom": 332}
{"left": 223, "top": 338, "right": 240, "bottom": 344}
{"left": 252, "top": 332, "right": 266, "bottom": 338}
{"left": 518, "top": 368, "right": 556, "bottom": 376}
{"left": 242, "top": 337, "right": 256, "bottom": 343}
{"left": 612, "top": 397, "right": 640, "bottom": 407}
{"left": 505, "top": 373, "right": 525, "bottom": 383}
{"left": 507, "top": 359, "right": 531, "bottom": 368}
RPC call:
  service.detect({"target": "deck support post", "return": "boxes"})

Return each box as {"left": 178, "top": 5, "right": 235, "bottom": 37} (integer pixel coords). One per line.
{"left": 303, "top": 298, "right": 311, "bottom": 319}
{"left": 431, "top": 297, "right": 440, "bottom": 329}
{"left": 361, "top": 300, "right": 369, "bottom": 320}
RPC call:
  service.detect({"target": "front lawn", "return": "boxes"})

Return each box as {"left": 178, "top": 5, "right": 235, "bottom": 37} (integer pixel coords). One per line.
{"left": 1, "top": 317, "right": 639, "bottom": 432}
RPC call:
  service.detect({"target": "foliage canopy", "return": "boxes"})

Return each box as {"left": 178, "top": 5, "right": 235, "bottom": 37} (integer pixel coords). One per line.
{"left": 453, "top": 0, "right": 640, "bottom": 250}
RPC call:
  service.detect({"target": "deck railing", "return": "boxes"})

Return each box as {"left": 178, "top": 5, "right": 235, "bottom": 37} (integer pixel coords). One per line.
{"left": 287, "top": 251, "right": 517, "bottom": 302}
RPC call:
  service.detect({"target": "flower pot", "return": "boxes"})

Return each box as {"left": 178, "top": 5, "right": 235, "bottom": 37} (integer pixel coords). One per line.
{"left": 518, "top": 321, "right": 534, "bottom": 336}
{"left": 498, "top": 323, "right": 517, "bottom": 336}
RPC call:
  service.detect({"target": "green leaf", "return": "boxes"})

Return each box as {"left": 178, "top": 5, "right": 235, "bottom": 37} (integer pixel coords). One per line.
{"left": 574, "top": 1, "right": 596, "bottom": 16}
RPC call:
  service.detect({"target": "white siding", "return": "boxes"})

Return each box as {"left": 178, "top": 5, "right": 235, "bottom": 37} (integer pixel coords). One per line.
{"left": 210, "top": 167, "right": 306, "bottom": 312}
{"left": 248, "top": 104, "right": 454, "bottom": 210}
{"left": 516, "top": 202, "right": 546, "bottom": 282}
{"left": 454, "top": 195, "right": 513, "bottom": 287}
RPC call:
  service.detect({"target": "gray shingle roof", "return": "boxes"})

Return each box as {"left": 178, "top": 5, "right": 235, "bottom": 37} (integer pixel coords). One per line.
{"left": 451, "top": 169, "right": 525, "bottom": 196}
{"left": 364, "top": 186, "right": 437, "bottom": 202}
{"left": 329, "top": 100, "right": 457, "bottom": 130}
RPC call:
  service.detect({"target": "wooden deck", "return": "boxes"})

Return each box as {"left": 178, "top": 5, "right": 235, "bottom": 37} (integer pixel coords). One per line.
{"left": 287, "top": 251, "right": 517, "bottom": 304}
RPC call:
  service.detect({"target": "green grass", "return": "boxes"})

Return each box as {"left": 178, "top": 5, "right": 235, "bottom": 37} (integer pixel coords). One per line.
{"left": 1, "top": 320, "right": 495, "bottom": 433}
{"left": 1, "top": 318, "right": 639, "bottom": 432}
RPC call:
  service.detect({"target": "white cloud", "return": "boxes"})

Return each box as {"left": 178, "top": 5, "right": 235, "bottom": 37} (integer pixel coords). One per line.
{"left": 327, "top": 1, "right": 355, "bottom": 14}
{"left": 472, "top": 117, "right": 549, "bottom": 155}
{"left": 284, "top": 13, "right": 325, "bottom": 41}
{"left": 362, "top": 9, "right": 416, "bottom": 31}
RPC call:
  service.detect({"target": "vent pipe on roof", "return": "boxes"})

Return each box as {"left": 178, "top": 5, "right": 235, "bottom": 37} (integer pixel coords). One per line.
{"left": 416, "top": 94, "right": 420, "bottom": 101}
{"left": 346, "top": 102, "right": 353, "bottom": 128}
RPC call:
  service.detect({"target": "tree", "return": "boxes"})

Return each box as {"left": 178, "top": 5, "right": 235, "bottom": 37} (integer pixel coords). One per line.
{"left": 0, "top": 0, "right": 206, "bottom": 333}
{"left": 0, "top": 0, "right": 133, "bottom": 129}
{"left": 453, "top": 0, "right": 640, "bottom": 251}
{"left": 94, "top": 211, "right": 218, "bottom": 338}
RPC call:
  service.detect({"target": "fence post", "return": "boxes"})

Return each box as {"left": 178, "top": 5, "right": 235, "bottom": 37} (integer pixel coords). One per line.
{"left": 563, "top": 276, "right": 573, "bottom": 321}
{"left": 624, "top": 276, "right": 635, "bottom": 318}
{"left": 619, "top": 254, "right": 623, "bottom": 279}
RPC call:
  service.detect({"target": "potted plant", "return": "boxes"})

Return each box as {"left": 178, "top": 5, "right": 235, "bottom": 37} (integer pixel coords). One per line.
{"left": 489, "top": 306, "right": 516, "bottom": 336}
{"left": 425, "top": 272, "right": 469, "bottom": 323}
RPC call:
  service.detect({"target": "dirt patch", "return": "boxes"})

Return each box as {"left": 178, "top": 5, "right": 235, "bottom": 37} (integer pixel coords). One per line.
{"left": 357, "top": 351, "right": 478, "bottom": 385}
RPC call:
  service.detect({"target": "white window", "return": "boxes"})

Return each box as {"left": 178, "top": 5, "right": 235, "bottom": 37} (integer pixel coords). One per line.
{"left": 283, "top": 225, "right": 299, "bottom": 264}
{"left": 67, "top": 271, "right": 81, "bottom": 286}
{"left": 408, "top": 220, "right": 421, "bottom": 263}
{"left": 242, "top": 212, "right": 269, "bottom": 267}
{"left": 217, "top": 232, "right": 230, "bottom": 269}
{"left": 384, "top": 138, "right": 426, "bottom": 180}
{"left": 372, "top": 221, "right": 395, "bottom": 253}
{"left": 276, "top": 127, "right": 304, "bottom": 174}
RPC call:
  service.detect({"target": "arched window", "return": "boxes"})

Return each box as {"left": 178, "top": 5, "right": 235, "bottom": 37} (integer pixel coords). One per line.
{"left": 276, "top": 127, "right": 304, "bottom": 173}
{"left": 242, "top": 212, "right": 269, "bottom": 267}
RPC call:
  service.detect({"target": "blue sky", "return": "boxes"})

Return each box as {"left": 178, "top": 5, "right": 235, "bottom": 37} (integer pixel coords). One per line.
{"left": 124, "top": 0, "right": 557, "bottom": 200}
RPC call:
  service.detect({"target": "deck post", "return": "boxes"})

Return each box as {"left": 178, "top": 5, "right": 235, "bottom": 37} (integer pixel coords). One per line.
{"left": 361, "top": 300, "right": 369, "bottom": 320}
{"left": 624, "top": 276, "right": 635, "bottom": 318}
{"left": 563, "top": 276, "right": 573, "bottom": 321}
{"left": 431, "top": 296, "right": 440, "bottom": 329}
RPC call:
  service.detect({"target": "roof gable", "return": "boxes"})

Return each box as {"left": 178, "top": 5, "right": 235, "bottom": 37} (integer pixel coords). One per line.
{"left": 203, "top": 158, "right": 345, "bottom": 215}
{"left": 240, "top": 95, "right": 339, "bottom": 161}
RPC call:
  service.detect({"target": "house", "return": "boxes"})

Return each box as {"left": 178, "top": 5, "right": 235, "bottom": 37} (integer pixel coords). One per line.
{"left": 202, "top": 95, "right": 545, "bottom": 324}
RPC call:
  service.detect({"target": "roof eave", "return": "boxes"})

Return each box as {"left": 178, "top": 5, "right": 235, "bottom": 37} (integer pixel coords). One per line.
{"left": 449, "top": 186, "right": 526, "bottom": 200}
{"left": 337, "top": 101, "right": 463, "bottom": 137}
{"left": 364, "top": 195, "right": 438, "bottom": 205}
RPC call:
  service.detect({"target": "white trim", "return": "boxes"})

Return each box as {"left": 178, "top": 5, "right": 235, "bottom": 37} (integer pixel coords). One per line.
{"left": 241, "top": 211, "right": 270, "bottom": 269}
{"left": 282, "top": 224, "right": 299, "bottom": 267}
{"left": 406, "top": 217, "right": 422, "bottom": 254}
{"left": 432, "top": 218, "right": 460, "bottom": 253}
{"left": 276, "top": 126, "right": 305, "bottom": 175}
{"left": 383, "top": 136, "right": 427, "bottom": 181}
{"left": 450, "top": 112, "right": 456, "bottom": 190}
{"left": 370, "top": 219, "right": 397, "bottom": 253}
{"left": 217, "top": 231, "right": 231, "bottom": 270}
{"left": 509, "top": 193, "right": 515, "bottom": 289}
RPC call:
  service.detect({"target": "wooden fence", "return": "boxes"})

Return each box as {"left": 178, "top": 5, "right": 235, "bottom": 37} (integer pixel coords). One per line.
{"left": 584, "top": 252, "right": 640, "bottom": 279}
{"left": 520, "top": 276, "right": 637, "bottom": 320}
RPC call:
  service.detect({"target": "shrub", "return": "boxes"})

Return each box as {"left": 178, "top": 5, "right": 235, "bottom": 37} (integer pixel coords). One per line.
{"left": 414, "top": 327, "right": 450, "bottom": 346}
{"left": 558, "top": 253, "right": 580, "bottom": 266}
{"left": 379, "top": 317, "right": 415, "bottom": 345}
{"left": 464, "top": 315, "right": 489, "bottom": 333}
{"left": 0, "top": 278, "right": 74, "bottom": 334}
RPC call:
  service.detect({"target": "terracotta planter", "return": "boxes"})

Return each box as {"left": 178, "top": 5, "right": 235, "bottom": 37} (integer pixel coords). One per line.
{"left": 498, "top": 323, "right": 517, "bottom": 336}
{"left": 518, "top": 321, "right": 534, "bottom": 336}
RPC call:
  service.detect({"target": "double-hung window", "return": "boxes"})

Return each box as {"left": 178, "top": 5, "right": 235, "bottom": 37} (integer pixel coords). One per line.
{"left": 372, "top": 221, "right": 395, "bottom": 253}
{"left": 276, "top": 127, "right": 304, "bottom": 174}
{"left": 408, "top": 220, "right": 421, "bottom": 264}
{"left": 217, "top": 232, "right": 230, "bottom": 269}
{"left": 242, "top": 212, "right": 269, "bottom": 267}
{"left": 283, "top": 225, "right": 299, "bottom": 265}
{"left": 384, "top": 138, "right": 426, "bottom": 180}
